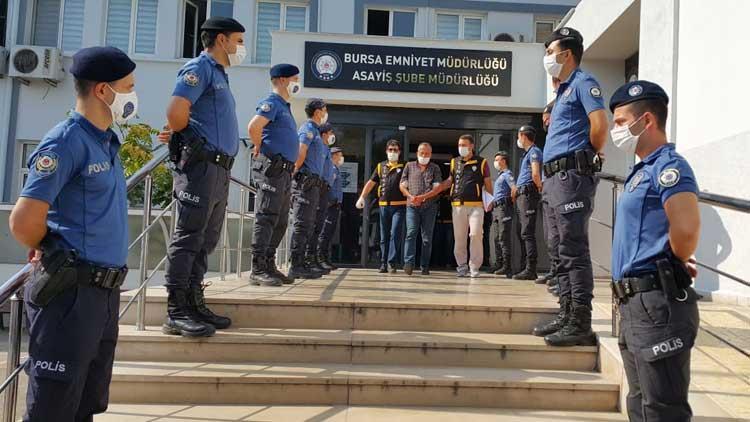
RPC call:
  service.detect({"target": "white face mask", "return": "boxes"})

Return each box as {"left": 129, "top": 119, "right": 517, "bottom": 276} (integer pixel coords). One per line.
{"left": 106, "top": 84, "right": 138, "bottom": 125}
{"left": 287, "top": 81, "right": 301, "bottom": 97}
{"left": 417, "top": 156, "right": 430, "bottom": 165}
{"left": 611, "top": 115, "right": 646, "bottom": 156}
{"left": 516, "top": 138, "right": 524, "bottom": 149}
{"left": 320, "top": 112, "right": 329, "bottom": 125}
{"left": 493, "top": 161, "right": 502, "bottom": 171}
{"left": 458, "top": 146, "right": 470, "bottom": 157}
{"left": 224, "top": 43, "right": 246, "bottom": 67}
{"left": 387, "top": 152, "right": 399, "bottom": 162}
{"left": 543, "top": 51, "right": 565, "bottom": 78}
{"left": 336, "top": 156, "right": 344, "bottom": 166}
{"left": 327, "top": 134, "right": 336, "bottom": 146}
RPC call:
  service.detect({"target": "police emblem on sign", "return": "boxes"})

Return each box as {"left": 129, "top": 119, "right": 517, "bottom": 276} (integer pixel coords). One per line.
{"left": 629, "top": 170, "right": 646, "bottom": 192}
{"left": 311, "top": 50, "right": 343, "bottom": 81}
{"left": 183, "top": 71, "right": 199, "bottom": 87}
{"left": 658, "top": 168, "right": 680, "bottom": 187}
{"left": 34, "top": 152, "right": 59, "bottom": 177}
{"left": 629, "top": 84, "right": 643, "bottom": 97}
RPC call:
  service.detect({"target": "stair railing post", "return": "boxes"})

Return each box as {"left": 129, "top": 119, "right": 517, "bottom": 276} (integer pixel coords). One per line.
{"left": 2, "top": 293, "right": 23, "bottom": 422}
{"left": 136, "top": 175, "right": 152, "bottom": 331}
{"left": 237, "top": 189, "right": 246, "bottom": 279}
{"left": 611, "top": 183, "right": 619, "bottom": 337}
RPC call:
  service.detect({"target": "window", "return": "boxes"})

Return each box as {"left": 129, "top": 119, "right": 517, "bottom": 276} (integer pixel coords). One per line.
{"left": 211, "top": 0, "right": 233, "bottom": 17}
{"left": 105, "top": 0, "right": 159, "bottom": 55}
{"left": 182, "top": 0, "right": 207, "bottom": 58}
{"left": 535, "top": 20, "right": 556, "bottom": 43}
{"left": 255, "top": 1, "right": 308, "bottom": 64}
{"left": 18, "top": 142, "right": 39, "bottom": 194}
{"left": 32, "top": 0, "right": 85, "bottom": 50}
{"left": 1, "top": 0, "right": 8, "bottom": 46}
{"left": 435, "top": 13, "right": 484, "bottom": 40}
{"left": 366, "top": 9, "right": 415, "bottom": 37}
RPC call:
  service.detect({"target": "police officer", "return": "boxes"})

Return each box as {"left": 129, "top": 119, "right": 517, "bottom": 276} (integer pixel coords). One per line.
{"left": 539, "top": 100, "right": 561, "bottom": 292}
{"left": 532, "top": 27, "right": 609, "bottom": 346}
{"left": 513, "top": 126, "right": 543, "bottom": 280}
{"left": 307, "top": 122, "right": 336, "bottom": 275}
{"left": 318, "top": 145, "right": 345, "bottom": 270}
{"left": 248, "top": 64, "right": 301, "bottom": 285}
{"left": 610, "top": 81, "right": 700, "bottom": 421}
{"left": 159, "top": 17, "right": 244, "bottom": 337}
{"left": 10, "top": 46, "right": 135, "bottom": 421}
{"left": 491, "top": 151, "right": 515, "bottom": 278}
{"left": 356, "top": 140, "right": 407, "bottom": 273}
{"left": 288, "top": 98, "right": 328, "bottom": 279}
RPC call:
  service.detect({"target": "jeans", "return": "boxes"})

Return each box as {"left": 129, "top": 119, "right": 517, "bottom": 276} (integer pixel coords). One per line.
{"left": 379, "top": 205, "right": 406, "bottom": 266}
{"left": 404, "top": 203, "right": 438, "bottom": 269}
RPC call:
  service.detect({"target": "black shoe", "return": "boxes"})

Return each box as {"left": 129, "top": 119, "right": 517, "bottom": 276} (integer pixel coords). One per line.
{"left": 288, "top": 264, "right": 322, "bottom": 279}
{"left": 536, "top": 270, "right": 554, "bottom": 284}
{"left": 163, "top": 289, "right": 216, "bottom": 337}
{"left": 319, "top": 255, "right": 337, "bottom": 271}
{"left": 404, "top": 264, "right": 413, "bottom": 276}
{"left": 189, "top": 283, "right": 232, "bottom": 329}
{"left": 532, "top": 296, "right": 570, "bottom": 337}
{"left": 378, "top": 264, "right": 388, "bottom": 273}
{"left": 513, "top": 268, "right": 538, "bottom": 280}
{"left": 266, "top": 257, "right": 294, "bottom": 284}
{"left": 420, "top": 268, "right": 430, "bottom": 276}
{"left": 548, "top": 285, "right": 560, "bottom": 297}
{"left": 494, "top": 264, "right": 511, "bottom": 277}
{"left": 307, "top": 256, "right": 330, "bottom": 275}
{"left": 388, "top": 265, "right": 397, "bottom": 274}
{"left": 544, "top": 303, "right": 597, "bottom": 347}
{"left": 250, "top": 256, "right": 284, "bottom": 286}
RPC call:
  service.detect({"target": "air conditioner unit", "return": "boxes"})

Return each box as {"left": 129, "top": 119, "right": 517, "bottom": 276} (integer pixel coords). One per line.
{"left": 8, "top": 46, "right": 65, "bottom": 82}
{"left": 0, "top": 47, "right": 8, "bottom": 75}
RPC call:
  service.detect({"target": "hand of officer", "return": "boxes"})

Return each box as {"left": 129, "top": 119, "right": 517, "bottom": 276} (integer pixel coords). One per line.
{"left": 157, "top": 124, "right": 172, "bottom": 144}
{"left": 356, "top": 197, "right": 365, "bottom": 209}
{"left": 27, "top": 249, "right": 41, "bottom": 264}
{"left": 686, "top": 256, "right": 698, "bottom": 279}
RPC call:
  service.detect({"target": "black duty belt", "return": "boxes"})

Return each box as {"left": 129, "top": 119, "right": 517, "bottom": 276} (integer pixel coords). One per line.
{"left": 543, "top": 149, "right": 601, "bottom": 178}
{"left": 198, "top": 149, "right": 235, "bottom": 170}
{"left": 612, "top": 273, "right": 660, "bottom": 299}
{"left": 76, "top": 262, "right": 128, "bottom": 289}
{"left": 518, "top": 184, "right": 538, "bottom": 195}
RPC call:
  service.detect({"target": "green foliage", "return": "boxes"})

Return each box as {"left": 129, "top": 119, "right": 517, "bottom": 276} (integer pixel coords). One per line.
{"left": 117, "top": 123, "right": 173, "bottom": 208}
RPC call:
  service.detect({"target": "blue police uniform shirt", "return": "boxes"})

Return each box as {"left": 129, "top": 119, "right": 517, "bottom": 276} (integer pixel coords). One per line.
{"left": 322, "top": 147, "right": 334, "bottom": 187}
{"left": 256, "top": 93, "right": 298, "bottom": 163}
{"left": 328, "top": 166, "right": 343, "bottom": 203}
{"left": 493, "top": 169, "right": 515, "bottom": 201}
{"left": 172, "top": 52, "right": 239, "bottom": 156}
{"left": 611, "top": 143, "right": 698, "bottom": 280}
{"left": 544, "top": 68, "right": 605, "bottom": 164}
{"left": 20, "top": 112, "right": 128, "bottom": 267}
{"left": 516, "top": 145, "right": 542, "bottom": 186}
{"left": 298, "top": 120, "right": 324, "bottom": 176}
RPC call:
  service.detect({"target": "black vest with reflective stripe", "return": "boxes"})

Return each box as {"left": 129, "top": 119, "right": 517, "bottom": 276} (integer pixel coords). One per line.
{"left": 450, "top": 156, "right": 486, "bottom": 203}
{"left": 377, "top": 161, "right": 406, "bottom": 204}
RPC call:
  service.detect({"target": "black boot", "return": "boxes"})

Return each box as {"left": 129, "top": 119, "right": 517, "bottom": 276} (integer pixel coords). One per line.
{"left": 319, "top": 254, "right": 337, "bottom": 271}
{"left": 250, "top": 255, "right": 283, "bottom": 287}
{"left": 494, "top": 255, "right": 512, "bottom": 277}
{"left": 544, "top": 303, "right": 598, "bottom": 347}
{"left": 307, "top": 255, "right": 330, "bottom": 275}
{"left": 548, "top": 284, "right": 560, "bottom": 297}
{"left": 536, "top": 269, "right": 555, "bottom": 285}
{"left": 378, "top": 264, "right": 388, "bottom": 273}
{"left": 532, "top": 295, "right": 570, "bottom": 337}
{"left": 288, "top": 255, "right": 322, "bottom": 279}
{"left": 189, "top": 283, "right": 232, "bottom": 329}
{"left": 266, "top": 256, "right": 294, "bottom": 284}
{"left": 163, "top": 289, "right": 216, "bottom": 337}
{"left": 513, "top": 260, "right": 537, "bottom": 280}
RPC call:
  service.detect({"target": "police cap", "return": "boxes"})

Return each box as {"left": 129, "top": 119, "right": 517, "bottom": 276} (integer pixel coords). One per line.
{"left": 319, "top": 122, "right": 334, "bottom": 134}
{"left": 495, "top": 150, "right": 509, "bottom": 159}
{"left": 544, "top": 27, "right": 583, "bottom": 48}
{"left": 609, "top": 80, "right": 669, "bottom": 113}
{"left": 70, "top": 46, "right": 136, "bottom": 82}
{"left": 201, "top": 17, "right": 245, "bottom": 33}
{"left": 305, "top": 98, "right": 327, "bottom": 114}
{"left": 270, "top": 63, "right": 300, "bottom": 78}
{"left": 518, "top": 125, "right": 537, "bottom": 136}
{"left": 330, "top": 147, "right": 343, "bottom": 154}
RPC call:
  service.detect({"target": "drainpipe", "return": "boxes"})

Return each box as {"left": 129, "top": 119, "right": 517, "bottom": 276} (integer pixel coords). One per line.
{"left": 556, "top": 7, "right": 577, "bottom": 30}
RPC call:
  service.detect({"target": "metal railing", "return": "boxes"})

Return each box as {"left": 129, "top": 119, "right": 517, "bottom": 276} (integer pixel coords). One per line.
{"left": 594, "top": 172, "right": 750, "bottom": 337}
{"left": 0, "top": 144, "right": 264, "bottom": 421}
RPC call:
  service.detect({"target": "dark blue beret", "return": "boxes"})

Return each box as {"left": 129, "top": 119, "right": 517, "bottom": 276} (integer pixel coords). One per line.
{"left": 609, "top": 80, "right": 669, "bottom": 113}
{"left": 305, "top": 98, "right": 326, "bottom": 112}
{"left": 70, "top": 46, "right": 136, "bottom": 82}
{"left": 518, "top": 125, "right": 537, "bottom": 135}
{"left": 330, "top": 147, "right": 343, "bottom": 154}
{"left": 544, "top": 27, "right": 583, "bottom": 48}
{"left": 270, "top": 63, "right": 299, "bottom": 78}
{"left": 201, "top": 17, "right": 245, "bottom": 33}
{"left": 319, "top": 122, "right": 334, "bottom": 133}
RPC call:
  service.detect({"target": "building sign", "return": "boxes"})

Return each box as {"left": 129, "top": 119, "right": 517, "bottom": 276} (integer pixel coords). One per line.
{"left": 339, "top": 162, "right": 359, "bottom": 193}
{"left": 304, "top": 42, "right": 512, "bottom": 97}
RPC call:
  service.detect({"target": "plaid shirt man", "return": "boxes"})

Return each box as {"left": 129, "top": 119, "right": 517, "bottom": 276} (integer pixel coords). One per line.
{"left": 400, "top": 161, "right": 443, "bottom": 207}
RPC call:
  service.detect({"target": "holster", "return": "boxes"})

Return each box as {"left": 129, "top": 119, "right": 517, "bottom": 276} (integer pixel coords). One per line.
{"left": 169, "top": 127, "right": 206, "bottom": 172}
{"left": 31, "top": 233, "right": 79, "bottom": 307}
{"left": 574, "top": 149, "right": 602, "bottom": 175}
{"left": 656, "top": 257, "right": 694, "bottom": 301}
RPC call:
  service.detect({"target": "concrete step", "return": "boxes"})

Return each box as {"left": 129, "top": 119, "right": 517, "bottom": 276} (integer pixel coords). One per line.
{"left": 119, "top": 288, "right": 558, "bottom": 334}
{"left": 115, "top": 326, "right": 599, "bottom": 371}
{"left": 109, "top": 361, "right": 620, "bottom": 411}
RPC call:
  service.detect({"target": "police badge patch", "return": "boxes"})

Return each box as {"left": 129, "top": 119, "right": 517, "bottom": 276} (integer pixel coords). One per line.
{"left": 183, "top": 71, "right": 199, "bottom": 87}
{"left": 34, "top": 152, "right": 59, "bottom": 177}
{"left": 658, "top": 168, "right": 680, "bottom": 188}
{"left": 629, "top": 84, "right": 643, "bottom": 97}
{"left": 590, "top": 87, "right": 602, "bottom": 98}
{"left": 260, "top": 103, "right": 271, "bottom": 112}
{"left": 472, "top": 166, "right": 477, "bottom": 171}
{"left": 306, "top": 131, "right": 313, "bottom": 140}
{"left": 560, "top": 28, "right": 570, "bottom": 36}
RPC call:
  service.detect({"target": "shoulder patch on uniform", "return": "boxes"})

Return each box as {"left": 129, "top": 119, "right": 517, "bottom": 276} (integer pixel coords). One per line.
{"left": 658, "top": 168, "right": 680, "bottom": 188}
{"left": 183, "top": 71, "right": 199, "bottom": 87}
{"left": 590, "top": 86, "right": 602, "bottom": 98}
{"left": 531, "top": 152, "right": 539, "bottom": 161}
{"left": 306, "top": 131, "right": 313, "bottom": 140}
{"left": 34, "top": 152, "right": 59, "bottom": 177}
{"left": 260, "top": 102, "right": 271, "bottom": 112}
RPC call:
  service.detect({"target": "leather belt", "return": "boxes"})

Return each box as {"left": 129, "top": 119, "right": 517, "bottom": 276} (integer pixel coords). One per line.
{"left": 543, "top": 155, "right": 578, "bottom": 178}
{"left": 76, "top": 262, "right": 128, "bottom": 289}
{"left": 612, "top": 273, "right": 660, "bottom": 299}
{"left": 198, "top": 149, "right": 235, "bottom": 170}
